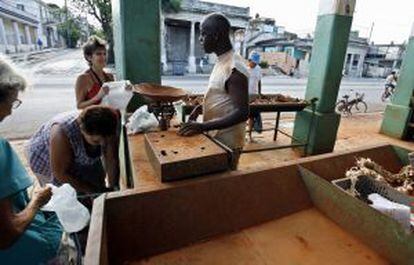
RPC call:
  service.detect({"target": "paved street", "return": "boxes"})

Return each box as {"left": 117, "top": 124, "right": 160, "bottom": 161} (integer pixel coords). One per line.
{"left": 0, "top": 49, "right": 388, "bottom": 139}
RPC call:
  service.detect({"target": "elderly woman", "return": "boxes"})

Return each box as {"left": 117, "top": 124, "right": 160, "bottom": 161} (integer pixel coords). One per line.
{"left": 0, "top": 59, "right": 63, "bottom": 264}
{"left": 75, "top": 35, "right": 114, "bottom": 109}
{"left": 27, "top": 105, "right": 121, "bottom": 194}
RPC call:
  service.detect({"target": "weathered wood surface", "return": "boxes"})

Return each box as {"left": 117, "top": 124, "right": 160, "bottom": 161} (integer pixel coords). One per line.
{"left": 144, "top": 131, "right": 228, "bottom": 182}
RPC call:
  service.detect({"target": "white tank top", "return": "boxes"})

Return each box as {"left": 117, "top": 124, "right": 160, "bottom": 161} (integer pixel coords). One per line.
{"left": 203, "top": 50, "right": 249, "bottom": 149}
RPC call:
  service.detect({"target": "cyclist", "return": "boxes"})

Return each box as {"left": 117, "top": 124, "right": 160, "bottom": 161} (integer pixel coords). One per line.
{"left": 384, "top": 71, "right": 398, "bottom": 96}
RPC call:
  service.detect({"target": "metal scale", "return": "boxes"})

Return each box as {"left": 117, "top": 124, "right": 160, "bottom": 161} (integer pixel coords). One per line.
{"left": 133, "top": 83, "right": 231, "bottom": 182}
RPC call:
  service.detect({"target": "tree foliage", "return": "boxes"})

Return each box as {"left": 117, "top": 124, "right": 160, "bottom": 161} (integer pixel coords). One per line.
{"left": 70, "top": 0, "right": 182, "bottom": 63}
{"left": 58, "top": 16, "right": 82, "bottom": 48}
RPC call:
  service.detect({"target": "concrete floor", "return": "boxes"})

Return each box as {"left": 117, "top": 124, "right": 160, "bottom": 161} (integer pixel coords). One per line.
{"left": 12, "top": 112, "right": 414, "bottom": 189}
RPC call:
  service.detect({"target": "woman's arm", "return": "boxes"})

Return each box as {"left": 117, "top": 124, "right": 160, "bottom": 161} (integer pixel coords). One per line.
{"left": 102, "top": 112, "right": 120, "bottom": 189}
{"left": 50, "top": 125, "right": 98, "bottom": 193}
{"left": 0, "top": 187, "right": 52, "bottom": 249}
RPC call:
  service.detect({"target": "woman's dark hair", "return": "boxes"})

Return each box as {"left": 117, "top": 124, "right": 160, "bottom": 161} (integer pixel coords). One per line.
{"left": 0, "top": 59, "right": 26, "bottom": 103}
{"left": 80, "top": 106, "right": 118, "bottom": 136}
{"left": 82, "top": 35, "right": 107, "bottom": 66}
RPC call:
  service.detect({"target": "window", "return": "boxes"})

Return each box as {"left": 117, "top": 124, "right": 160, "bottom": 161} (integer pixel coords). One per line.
{"left": 16, "top": 4, "right": 25, "bottom": 11}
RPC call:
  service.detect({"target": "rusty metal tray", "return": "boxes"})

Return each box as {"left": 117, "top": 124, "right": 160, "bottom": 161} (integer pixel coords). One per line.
{"left": 144, "top": 131, "right": 229, "bottom": 182}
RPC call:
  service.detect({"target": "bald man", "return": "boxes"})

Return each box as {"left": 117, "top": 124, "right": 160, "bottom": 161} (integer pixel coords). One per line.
{"left": 178, "top": 13, "right": 249, "bottom": 169}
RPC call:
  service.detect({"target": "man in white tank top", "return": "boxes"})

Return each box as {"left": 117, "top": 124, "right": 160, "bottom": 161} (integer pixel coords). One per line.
{"left": 178, "top": 13, "right": 249, "bottom": 170}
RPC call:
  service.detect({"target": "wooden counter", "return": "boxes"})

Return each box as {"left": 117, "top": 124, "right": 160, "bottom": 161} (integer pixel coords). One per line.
{"left": 123, "top": 131, "right": 303, "bottom": 190}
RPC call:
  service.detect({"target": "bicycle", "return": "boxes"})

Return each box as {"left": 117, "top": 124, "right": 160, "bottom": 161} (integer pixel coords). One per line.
{"left": 335, "top": 91, "right": 368, "bottom": 116}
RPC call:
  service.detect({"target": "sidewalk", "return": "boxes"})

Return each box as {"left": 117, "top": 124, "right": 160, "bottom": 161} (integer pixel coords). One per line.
{"left": 8, "top": 48, "right": 64, "bottom": 63}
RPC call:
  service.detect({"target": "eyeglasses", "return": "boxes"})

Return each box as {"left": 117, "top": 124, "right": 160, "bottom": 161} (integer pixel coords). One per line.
{"left": 12, "top": 99, "right": 22, "bottom": 109}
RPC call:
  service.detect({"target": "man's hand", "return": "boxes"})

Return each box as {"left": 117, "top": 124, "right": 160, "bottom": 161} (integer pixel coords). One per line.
{"left": 178, "top": 121, "right": 205, "bottom": 136}
{"left": 32, "top": 186, "right": 52, "bottom": 209}
{"left": 188, "top": 105, "right": 202, "bottom": 121}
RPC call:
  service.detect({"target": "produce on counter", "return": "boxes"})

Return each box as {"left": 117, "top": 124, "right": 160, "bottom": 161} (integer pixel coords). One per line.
{"left": 182, "top": 94, "right": 302, "bottom": 106}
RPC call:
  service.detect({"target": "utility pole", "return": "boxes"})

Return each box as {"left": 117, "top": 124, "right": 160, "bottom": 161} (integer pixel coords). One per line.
{"left": 368, "top": 22, "right": 374, "bottom": 43}
{"left": 64, "top": 0, "right": 69, "bottom": 48}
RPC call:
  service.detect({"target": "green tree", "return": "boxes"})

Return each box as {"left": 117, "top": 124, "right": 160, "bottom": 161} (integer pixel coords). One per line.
{"left": 58, "top": 17, "right": 82, "bottom": 48}
{"left": 70, "top": 0, "right": 114, "bottom": 63}
{"left": 70, "top": 0, "right": 182, "bottom": 64}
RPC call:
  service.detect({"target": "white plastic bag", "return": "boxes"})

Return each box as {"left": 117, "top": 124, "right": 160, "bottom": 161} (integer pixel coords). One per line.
{"left": 126, "top": 105, "right": 159, "bottom": 134}
{"left": 368, "top": 193, "right": 411, "bottom": 231}
{"left": 101, "top": 80, "right": 133, "bottom": 111}
{"left": 42, "top": 184, "right": 90, "bottom": 233}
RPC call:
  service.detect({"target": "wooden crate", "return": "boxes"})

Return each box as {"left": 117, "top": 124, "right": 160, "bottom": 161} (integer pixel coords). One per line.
{"left": 86, "top": 144, "right": 414, "bottom": 265}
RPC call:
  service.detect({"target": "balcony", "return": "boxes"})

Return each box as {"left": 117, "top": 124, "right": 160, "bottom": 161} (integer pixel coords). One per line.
{"left": 0, "top": 0, "right": 39, "bottom": 25}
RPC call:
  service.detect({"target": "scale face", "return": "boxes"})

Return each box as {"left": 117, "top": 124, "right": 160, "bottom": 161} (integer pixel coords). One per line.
{"left": 144, "top": 131, "right": 229, "bottom": 182}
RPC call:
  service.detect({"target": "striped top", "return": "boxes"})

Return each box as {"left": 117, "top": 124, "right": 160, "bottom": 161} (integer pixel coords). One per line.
{"left": 27, "top": 111, "right": 102, "bottom": 185}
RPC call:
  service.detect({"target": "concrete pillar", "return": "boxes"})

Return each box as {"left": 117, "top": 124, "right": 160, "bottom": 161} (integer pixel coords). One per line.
{"left": 392, "top": 60, "right": 398, "bottom": 70}
{"left": 0, "top": 18, "right": 8, "bottom": 50}
{"left": 348, "top": 53, "right": 354, "bottom": 75}
{"left": 188, "top": 21, "right": 197, "bottom": 74}
{"left": 356, "top": 53, "right": 365, "bottom": 77}
{"left": 380, "top": 23, "right": 414, "bottom": 139}
{"left": 160, "top": 16, "right": 168, "bottom": 73}
{"left": 292, "top": 0, "right": 356, "bottom": 155}
{"left": 24, "top": 25, "right": 32, "bottom": 46}
{"left": 112, "top": 0, "right": 160, "bottom": 111}
{"left": 12, "top": 21, "right": 21, "bottom": 52}
{"left": 37, "top": 21, "right": 43, "bottom": 44}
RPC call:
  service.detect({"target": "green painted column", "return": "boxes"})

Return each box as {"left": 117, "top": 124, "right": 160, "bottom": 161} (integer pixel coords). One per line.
{"left": 112, "top": 0, "right": 161, "bottom": 111}
{"left": 380, "top": 24, "right": 414, "bottom": 139}
{"left": 292, "top": 0, "right": 356, "bottom": 155}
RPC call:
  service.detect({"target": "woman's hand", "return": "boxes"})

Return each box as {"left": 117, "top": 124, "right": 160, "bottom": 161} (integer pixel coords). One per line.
{"left": 32, "top": 186, "right": 52, "bottom": 209}
{"left": 95, "top": 86, "right": 109, "bottom": 101}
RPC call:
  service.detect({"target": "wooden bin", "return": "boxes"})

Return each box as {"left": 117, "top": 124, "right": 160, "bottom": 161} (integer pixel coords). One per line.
{"left": 86, "top": 144, "right": 414, "bottom": 265}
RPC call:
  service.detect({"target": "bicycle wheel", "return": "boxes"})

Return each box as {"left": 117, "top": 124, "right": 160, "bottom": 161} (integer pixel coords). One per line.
{"left": 352, "top": 101, "right": 368, "bottom": 114}
{"left": 335, "top": 101, "right": 346, "bottom": 115}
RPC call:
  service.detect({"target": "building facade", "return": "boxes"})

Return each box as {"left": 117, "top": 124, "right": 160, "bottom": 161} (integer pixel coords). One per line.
{"left": 364, "top": 43, "right": 405, "bottom": 78}
{"left": 343, "top": 31, "right": 369, "bottom": 77}
{"left": 161, "top": 0, "right": 250, "bottom": 75}
{"left": 0, "top": 0, "right": 63, "bottom": 54}
{"left": 248, "top": 29, "right": 369, "bottom": 78}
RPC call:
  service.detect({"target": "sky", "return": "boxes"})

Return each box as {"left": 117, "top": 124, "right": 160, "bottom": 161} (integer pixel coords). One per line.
{"left": 46, "top": 0, "right": 414, "bottom": 44}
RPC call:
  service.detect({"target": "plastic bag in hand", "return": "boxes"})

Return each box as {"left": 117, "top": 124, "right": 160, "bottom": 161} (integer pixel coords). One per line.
{"left": 101, "top": 80, "right": 133, "bottom": 111}
{"left": 42, "top": 184, "right": 90, "bottom": 233}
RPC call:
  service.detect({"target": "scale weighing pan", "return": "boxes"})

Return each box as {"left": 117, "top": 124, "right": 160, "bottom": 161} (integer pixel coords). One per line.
{"left": 134, "top": 83, "right": 188, "bottom": 103}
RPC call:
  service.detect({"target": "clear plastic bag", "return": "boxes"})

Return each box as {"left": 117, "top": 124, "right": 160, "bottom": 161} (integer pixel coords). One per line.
{"left": 42, "top": 184, "right": 90, "bottom": 233}
{"left": 125, "top": 105, "right": 159, "bottom": 134}
{"left": 368, "top": 193, "right": 411, "bottom": 231}
{"left": 101, "top": 80, "right": 133, "bottom": 111}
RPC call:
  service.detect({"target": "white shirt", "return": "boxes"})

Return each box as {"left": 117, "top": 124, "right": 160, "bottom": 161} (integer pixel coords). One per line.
{"left": 203, "top": 50, "right": 249, "bottom": 149}
{"left": 386, "top": 74, "right": 396, "bottom": 85}
{"left": 248, "top": 65, "right": 262, "bottom": 95}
